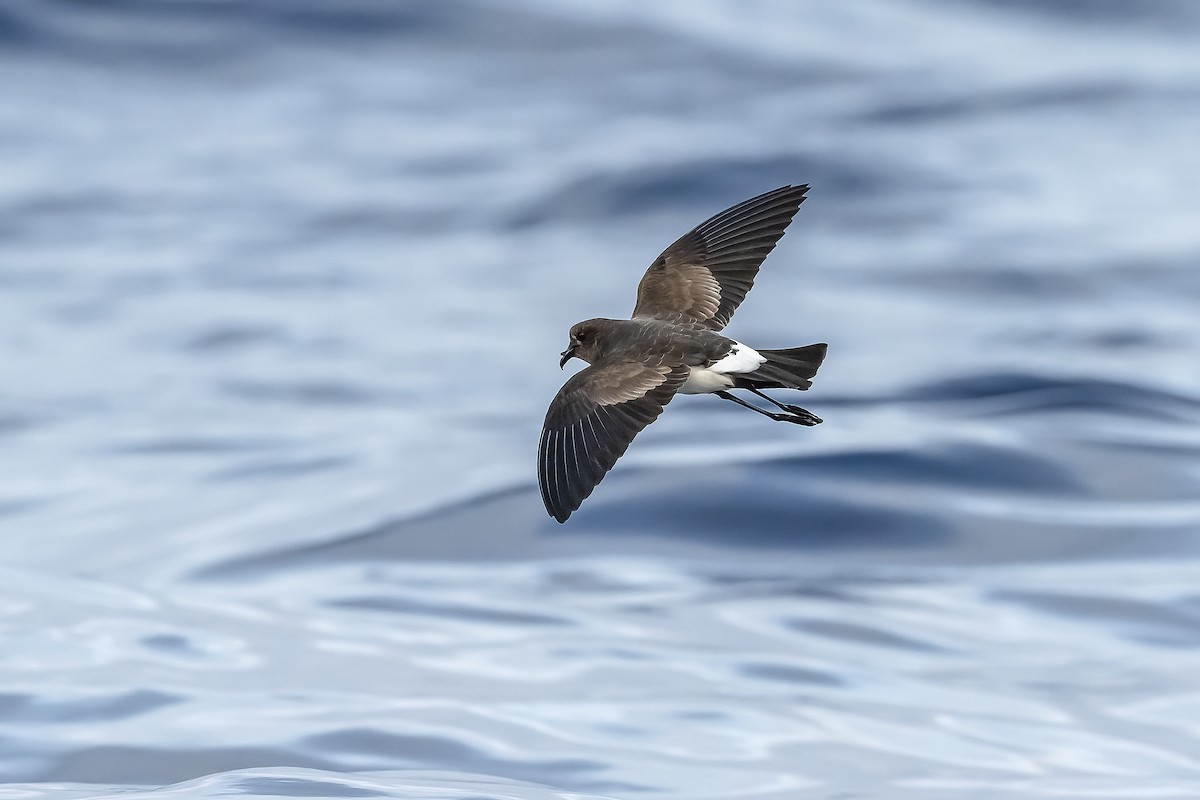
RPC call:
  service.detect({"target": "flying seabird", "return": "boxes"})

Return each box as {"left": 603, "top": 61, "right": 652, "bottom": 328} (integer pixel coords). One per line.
{"left": 539, "top": 184, "right": 826, "bottom": 523}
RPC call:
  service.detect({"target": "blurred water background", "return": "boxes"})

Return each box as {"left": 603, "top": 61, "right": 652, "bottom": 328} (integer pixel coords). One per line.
{"left": 2, "top": 0, "right": 1200, "bottom": 797}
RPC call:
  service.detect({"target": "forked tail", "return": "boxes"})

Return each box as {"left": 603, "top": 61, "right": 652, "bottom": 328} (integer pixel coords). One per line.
{"left": 735, "top": 343, "right": 827, "bottom": 390}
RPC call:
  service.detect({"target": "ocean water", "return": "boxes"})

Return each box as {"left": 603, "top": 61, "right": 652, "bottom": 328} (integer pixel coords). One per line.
{"left": 2, "top": 0, "right": 1200, "bottom": 797}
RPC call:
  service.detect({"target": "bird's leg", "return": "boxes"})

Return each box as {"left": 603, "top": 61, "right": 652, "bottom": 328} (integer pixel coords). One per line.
{"left": 744, "top": 387, "right": 822, "bottom": 425}
{"left": 715, "top": 391, "right": 819, "bottom": 426}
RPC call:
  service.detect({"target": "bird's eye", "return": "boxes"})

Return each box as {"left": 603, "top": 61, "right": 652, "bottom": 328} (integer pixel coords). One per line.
{"left": 575, "top": 331, "right": 587, "bottom": 342}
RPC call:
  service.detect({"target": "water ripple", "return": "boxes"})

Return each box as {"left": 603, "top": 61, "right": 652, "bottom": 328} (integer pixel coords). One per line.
{"left": 2, "top": 0, "right": 1200, "bottom": 797}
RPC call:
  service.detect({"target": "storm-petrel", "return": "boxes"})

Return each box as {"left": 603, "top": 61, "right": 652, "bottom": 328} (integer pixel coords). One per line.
{"left": 539, "top": 185, "right": 826, "bottom": 523}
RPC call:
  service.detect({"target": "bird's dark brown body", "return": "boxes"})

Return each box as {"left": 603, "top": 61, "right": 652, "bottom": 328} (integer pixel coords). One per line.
{"left": 540, "top": 185, "right": 827, "bottom": 522}
{"left": 564, "top": 317, "right": 734, "bottom": 369}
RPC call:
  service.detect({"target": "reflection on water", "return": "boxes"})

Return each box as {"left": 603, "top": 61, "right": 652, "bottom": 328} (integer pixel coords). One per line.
{"left": 1, "top": 0, "right": 1199, "bottom": 798}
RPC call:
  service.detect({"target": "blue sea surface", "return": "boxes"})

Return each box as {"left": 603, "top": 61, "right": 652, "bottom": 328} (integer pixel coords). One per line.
{"left": 2, "top": 1, "right": 1200, "bottom": 797}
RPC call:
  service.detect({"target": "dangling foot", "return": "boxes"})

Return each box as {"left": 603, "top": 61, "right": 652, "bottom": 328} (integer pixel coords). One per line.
{"left": 781, "top": 405, "right": 822, "bottom": 425}
{"left": 716, "top": 391, "right": 822, "bottom": 425}
{"left": 743, "top": 387, "right": 822, "bottom": 425}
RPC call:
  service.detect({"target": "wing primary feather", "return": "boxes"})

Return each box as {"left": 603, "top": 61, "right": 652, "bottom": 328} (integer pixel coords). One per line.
{"left": 567, "top": 424, "right": 583, "bottom": 507}
{"left": 595, "top": 405, "right": 620, "bottom": 456}
{"left": 557, "top": 425, "right": 573, "bottom": 512}
{"left": 583, "top": 415, "right": 605, "bottom": 476}
{"left": 697, "top": 187, "right": 799, "bottom": 235}
{"left": 701, "top": 205, "right": 798, "bottom": 243}
{"left": 537, "top": 428, "right": 552, "bottom": 512}
{"left": 704, "top": 253, "right": 772, "bottom": 267}
{"left": 569, "top": 424, "right": 580, "bottom": 479}
{"left": 560, "top": 426, "right": 576, "bottom": 519}
{"left": 698, "top": 187, "right": 807, "bottom": 238}
{"left": 554, "top": 429, "right": 568, "bottom": 522}
{"left": 703, "top": 222, "right": 797, "bottom": 254}
{"left": 588, "top": 408, "right": 607, "bottom": 458}
{"left": 578, "top": 417, "right": 600, "bottom": 482}
{"left": 707, "top": 225, "right": 792, "bottom": 249}
{"left": 547, "top": 430, "right": 560, "bottom": 510}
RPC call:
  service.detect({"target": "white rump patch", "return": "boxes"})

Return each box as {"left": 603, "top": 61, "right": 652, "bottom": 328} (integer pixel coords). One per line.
{"left": 679, "top": 341, "right": 766, "bottom": 395}
{"left": 709, "top": 343, "right": 766, "bottom": 374}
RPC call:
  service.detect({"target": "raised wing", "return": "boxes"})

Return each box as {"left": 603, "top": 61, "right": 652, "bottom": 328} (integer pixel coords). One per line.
{"left": 632, "top": 184, "right": 809, "bottom": 330}
{"left": 538, "top": 362, "right": 688, "bottom": 523}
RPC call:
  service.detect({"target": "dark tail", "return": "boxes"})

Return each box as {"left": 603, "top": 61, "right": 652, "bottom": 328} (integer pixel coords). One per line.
{"left": 735, "top": 343, "right": 827, "bottom": 391}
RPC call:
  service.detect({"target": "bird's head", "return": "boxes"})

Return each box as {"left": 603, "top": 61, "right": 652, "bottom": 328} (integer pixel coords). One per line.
{"left": 560, "top": 319, "right": 606, "bottom": 368}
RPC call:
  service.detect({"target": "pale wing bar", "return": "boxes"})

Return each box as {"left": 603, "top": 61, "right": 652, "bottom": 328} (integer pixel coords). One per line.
{"left": 538, "top": 363, "right": 688, "bottom": 523}
{"left": 632, "top": 184, "right": 809, "bottom": 330}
